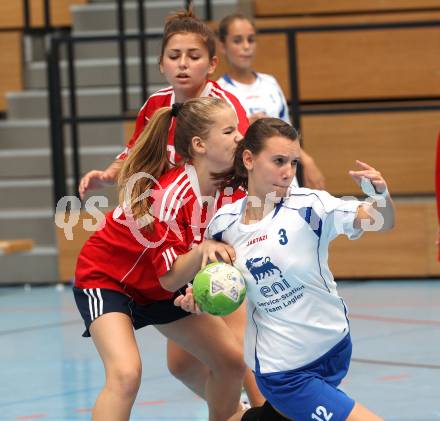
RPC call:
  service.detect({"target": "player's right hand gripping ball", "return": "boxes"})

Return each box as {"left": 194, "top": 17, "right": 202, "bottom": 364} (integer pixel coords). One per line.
{"left": 193, "top": 262, "right": 246, "bottom": 316}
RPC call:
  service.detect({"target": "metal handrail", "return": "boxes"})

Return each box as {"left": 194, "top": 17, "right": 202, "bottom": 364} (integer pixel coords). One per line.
{"left": 47, "top": 30, "right": 165, "bottom": 204}
{"left": 23, "top": 0, "right": 52, "bottom": 33}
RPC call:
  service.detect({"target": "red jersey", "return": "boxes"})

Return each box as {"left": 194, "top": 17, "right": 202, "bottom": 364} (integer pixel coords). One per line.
{"left": 74, "top": 208, "right": 171, "bottom": 304}
{"left": 116, "top": 80, "right": 249, "bottom": 162}
{"left": 74, "top": 164, "right": 245, "bottom": 303}
{"left": 148, "top": 164, "right": 245, "bottom": 279}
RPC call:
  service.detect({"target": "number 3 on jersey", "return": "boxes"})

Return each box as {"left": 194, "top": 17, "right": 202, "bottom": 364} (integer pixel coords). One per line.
{"left": 278, "top": 228, "right": 288, "bottom": 245}
{"left": 311, "top": 406, "right": 333, "bottom": 421}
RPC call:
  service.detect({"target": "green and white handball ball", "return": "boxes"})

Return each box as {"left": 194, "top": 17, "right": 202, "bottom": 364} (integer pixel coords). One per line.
{"left": 193, "top": 262, "right": 246, "bottom": 316}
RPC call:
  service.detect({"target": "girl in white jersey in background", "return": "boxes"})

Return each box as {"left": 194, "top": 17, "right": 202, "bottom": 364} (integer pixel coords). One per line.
{"left": 216, "top": 14, "right": 325, "bottom": 190}
{"left": 196, "top": 118, "right": 394, "bottom": 421}
{"left": 217, "top": 14, "right": 289, "bottom": 125}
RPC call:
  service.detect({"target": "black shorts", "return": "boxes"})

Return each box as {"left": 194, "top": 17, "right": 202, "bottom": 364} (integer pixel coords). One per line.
{"left": 73, "top": 287, "right": 190, "bottom": 337}
{"left": 242, "top": 401, "right": 289, "bottom": 421}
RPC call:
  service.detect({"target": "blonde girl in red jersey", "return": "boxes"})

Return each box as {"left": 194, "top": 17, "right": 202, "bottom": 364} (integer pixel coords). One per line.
{"left": 74, "top": 98, "right": 248, "bottom": 421}
{"left": 77, "top": 7, "right": 265, "bottom": 408}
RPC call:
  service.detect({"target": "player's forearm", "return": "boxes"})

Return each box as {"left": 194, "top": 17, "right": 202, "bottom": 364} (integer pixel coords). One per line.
{"left": 355, "top": 194, "right": 395, "bottom": 232}
{"left": 299, "top": 148, "right": 312, "bottom": 164}
{"left": 159, "top": 247, "right": 202, "bottom": 292}
{"left": 299, "top": 148, "right": 326, "bottom": 189}
{"left": 104, "top": 160, "right": 123, "bottom": 183}
{"left": 372, "top": 194, "right": 395, "bottom": 231}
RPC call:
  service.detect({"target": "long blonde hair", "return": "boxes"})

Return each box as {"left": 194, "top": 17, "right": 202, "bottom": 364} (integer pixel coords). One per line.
{"left": 118, "top": 107, "right": 173, "bottom": 223}
{"left": 118, "top": 97, "right": 230, "bottom": 224}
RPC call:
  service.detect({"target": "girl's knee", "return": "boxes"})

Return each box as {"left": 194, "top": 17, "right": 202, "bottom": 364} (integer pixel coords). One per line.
{"left": 215, "top": 345, "right": 247, "bottom": 377}
{"left": 230, "top": 355, "right": 247, "bottom": 378}
{"left": 106, "top": 363, "right": 142, "bottom": 399}
{"left": 167, "top": 355, "right": 190, "bottom": 380}
{"left": 166, "top": 345, "right": 208, "bottom": 382}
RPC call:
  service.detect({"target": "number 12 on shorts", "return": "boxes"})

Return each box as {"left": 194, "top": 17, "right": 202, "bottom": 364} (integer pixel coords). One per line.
{"left": 311, "top": 405, "right": 333, "bottom": 421}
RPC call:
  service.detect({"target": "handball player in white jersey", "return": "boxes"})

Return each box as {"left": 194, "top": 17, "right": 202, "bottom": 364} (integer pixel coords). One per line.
{"left": 217, "top": 14, "right": 289, "bottom": 124}
{"left": 198, "top": 118, "right": 395, "bottom": 421}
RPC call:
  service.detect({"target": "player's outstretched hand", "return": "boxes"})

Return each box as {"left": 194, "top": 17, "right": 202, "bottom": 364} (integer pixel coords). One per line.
{"left": 174, "top": 286, "right": 201, "bottom": 314}
{"left": 199, "top": 239, "right": 236, "bottom": 269}
{"left": 349, "top": 160, "right": 387, "bottom": 195}
{"left": 78, "top": 170, "right": 115, "bottom": 200}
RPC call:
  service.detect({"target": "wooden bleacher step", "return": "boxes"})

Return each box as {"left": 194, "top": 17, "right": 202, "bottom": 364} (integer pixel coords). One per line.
{"left": 0, "top": 239, "right": 34, "bottom": 255}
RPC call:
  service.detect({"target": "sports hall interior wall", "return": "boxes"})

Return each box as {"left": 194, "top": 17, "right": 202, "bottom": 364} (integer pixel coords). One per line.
{"left": 0, "top": 0, "right": 439, "bottom": 282}
{"left": 64, "top": 0, "right": 440, "bottom": 280}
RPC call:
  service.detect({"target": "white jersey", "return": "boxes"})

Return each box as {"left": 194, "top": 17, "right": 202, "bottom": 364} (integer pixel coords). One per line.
{"left": 206, "top": 188, "right": 364, "bottom": 375}
{"left": 217, "top": 72, "right": 290, "bottom": 123}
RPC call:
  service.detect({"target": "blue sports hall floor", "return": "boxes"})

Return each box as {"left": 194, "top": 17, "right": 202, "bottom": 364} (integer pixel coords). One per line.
{"left": 1, "top": 280, "right": 439, "bottom": 420}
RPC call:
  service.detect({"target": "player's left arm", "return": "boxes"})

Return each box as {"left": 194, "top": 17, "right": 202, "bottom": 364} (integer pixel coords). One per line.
{"left": 350, "top": 160, "right": 395, "bottom": 232}
{"left": 159, "top": 239, "right": 236, "bottom": 292}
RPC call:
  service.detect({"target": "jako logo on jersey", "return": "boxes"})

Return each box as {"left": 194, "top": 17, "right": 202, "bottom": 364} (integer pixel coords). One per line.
{"left": 246, "top": 234, "right": 268, "bottom": 247}
{"left": 246, "top": 257, "right": 282, "bottom": 284}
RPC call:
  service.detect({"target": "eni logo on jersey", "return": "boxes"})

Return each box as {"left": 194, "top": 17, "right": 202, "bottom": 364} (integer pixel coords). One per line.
{"left": 248, "top": 256, "right": 306, "bottom": 311}
{"left": 245, "top": 256, "right": 282, "bottom": 284}
{"left": 245, "top": 234, "right": 267, "bottom": 247}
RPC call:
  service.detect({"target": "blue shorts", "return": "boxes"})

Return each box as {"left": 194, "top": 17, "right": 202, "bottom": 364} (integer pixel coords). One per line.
{"left": 255, "top": 334, "right": 355, "bottom": 421}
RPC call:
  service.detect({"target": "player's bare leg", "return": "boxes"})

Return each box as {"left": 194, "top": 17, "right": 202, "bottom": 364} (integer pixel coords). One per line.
{"left": 227, "top": 409, "right": 248, "bottom": 421}
{"left": 90, "top": 313, "right": 142, "bottom": 421}
{"left": 167, "top": 339, "right": 209, "bottom": 398}
{"left": 347, "top": 403, "right": 384, "bottom": 421}
{"left": 156, "top": 313, "right": 246, "bottom": 421}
